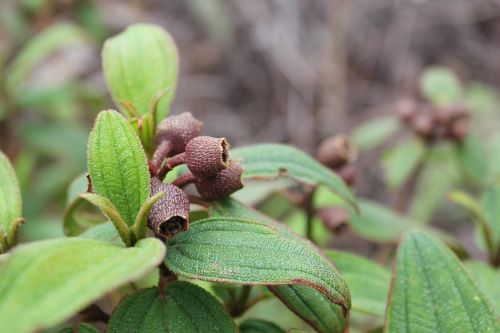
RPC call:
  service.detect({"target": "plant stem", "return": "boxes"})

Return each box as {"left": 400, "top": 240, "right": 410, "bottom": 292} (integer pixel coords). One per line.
{"left": 304, "top": 187, "right": 316, "bottom": 243}
{"left": 229, "top": 286, "right": 252, "bottom": 317}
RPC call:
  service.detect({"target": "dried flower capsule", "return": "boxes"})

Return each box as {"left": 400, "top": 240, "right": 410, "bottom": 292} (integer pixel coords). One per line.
{"left": 195, "top": 160, "right": 244, "bottom": 201}
{"left": 317, "top": 135, "right": 357, "bottom": 170}
{"left": 184, "top": 136, "right": 230, "bottom": 178}
{"left": 317, "top": 206, "right": 349, "bottom": 234}
{"left": 410, "top": 111, "right": 434, "bottom": 139}
{"left": 337, "top": 164, "right": 357, "bottom": 187}
{"left": 395, "top": 98, "right": 418, "bottom": 124}
{"left": 156, "top": 112, "right": 204, "bottom": 155}
{"left": 447, "top": 117, "right": 468, "bottom": 142}
{"left": 148, "top": 177, "right": 190, "bottom": 239}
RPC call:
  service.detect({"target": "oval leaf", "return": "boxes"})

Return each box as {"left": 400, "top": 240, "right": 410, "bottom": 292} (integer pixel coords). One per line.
{"left": 107, "top": 282, "right": 236, "bottom": 333}
{"left": 102, "top": 24, "right": 178, "bottom": 121}
{"left": 165, "top": 217, "right": 351, "bottom": 315}
{"left": 0, "top": 150, "right": 22, "bottom": 249}
{"left": 87, "top": 110, "right": 150, "bottom": 226}
{"left": 232, "top": 144, "right": 357, "bottom": 210}
{"left": 385, "top": 230, "right": 500, "bottom": 332}
{"left": 326, "top": 250, "right": 390, "bottom": 316}
{"left": 420, "top": 67, "right": 462, "bottom": 107}
{"left": 0, "top": 238, "right": 165, "bottom": 333}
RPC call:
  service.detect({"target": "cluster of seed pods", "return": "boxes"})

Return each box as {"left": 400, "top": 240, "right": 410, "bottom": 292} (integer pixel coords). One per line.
{"left": 147, "top": 112, "right": 243, "bottom": 239}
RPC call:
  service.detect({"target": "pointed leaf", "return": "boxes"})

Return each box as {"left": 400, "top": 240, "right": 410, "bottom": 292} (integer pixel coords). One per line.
{"left": 385, "top": 230, "right": 500, "bottom": 332}
{"left": 0, "top": 238, "right": 165, "bottom": 333}
{"left": 166, "top": 217, "right": 351, "bottom": 315}
{"left": 232, "top": 144, "right": 357, "bottom": 210}
{"left": 0, "top": 151, "right": 22, "bottom": 248}
{"left": 326, "top": 250, "right": 390, "bottom": 316}
{"left": 107, "top": 282, "right": 236, "bottom": 333}
{"left": 87, "top": 110, "right": 150, "bottom": 226}
{"left": 102, "top": 24, "right": 178, "bottom": 121}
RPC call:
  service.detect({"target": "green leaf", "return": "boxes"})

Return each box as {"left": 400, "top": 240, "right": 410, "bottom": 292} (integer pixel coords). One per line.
{"left": 382, "top": 138, "right": 426, "bottom": 189}
{"left": 165, "top": 217, "right": 351, "bottom": 315}
{"left": 87, "top": 110, "right": 150, "bottom": 226}
{"left": 107, "top": 282, "right": 236, "bottom": 333}
{"left": 131, "top": 191, "right": 164, "bottom": 240}
{"left": 352, "top": 116, "right": 400, "bottom": 151}
{"left": 420, "top": 66, "right": 463, "bottom": 107}
{"left": 102, "top": 23, "right": 178, "bottom": 121}
{"left": 232, "top": 144, "right": 357, "bottom": 210}
{"left": 80, "top": 193, "right": 131, "bottom": 246}
{"left": 210, "top": 198, "right": 348, "bottom": 331}
{"left": 456, "top": 136, "right": 487, "bottom": 186}
{"left": 0, "top": 237, "right": 165, "bottom": 333}
{"left": 6, "top": 23, "right": 88, "bottom": 93}
{"left": 57, "top": 323, "right": 99, "bottom": 333}
{"left": 326, "top": 250, "right": 390, "bottom": 316}
{"left": 240, "top": 319, "right": 286, "bottom": 333}
{"left": 464, "top": 261, "right": 500, "bottom": 312}
{"left": 79, "top": 221, "right": 123, "bottom": 246}
{"left": 0, "top": 151, "right": 22, "bottom": 249}
{"left": 270, "top": 285, "right": 346, "bottom": 333}
{"left": 63, "top": 173, "right": 92, "bottom": 236}
{"left": 385, "top": 230, "right": 500, "bottom": 332}
{"left": 482, "top": 185, "right": 500, "bottom": 252}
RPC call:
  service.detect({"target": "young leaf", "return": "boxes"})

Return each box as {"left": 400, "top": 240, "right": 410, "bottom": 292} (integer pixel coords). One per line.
{"left": 326, "top": 250, "right": 390, "bottom": 316}
{"left": 131, "top": 191, "right": 164, "bottom": 240}
{"left": 102, "top": 24, "right": 178, "bottom": 121}
{"left": 240, "top": 319, "right": 286, "bottom": 333}
{"left": 107, "top": 282, "right": 236, "bottom": 333}
{"left": 382, "top": 138, "right": 426, "bottom": 189}
{"left": 165, "top": 217, "right": 351, "bottom": 315}
{"left": 0, "top": 238, "right": 165, "bottom": 333}
{"left": 385, "top": 230, "right": 500, "bottom": 332}
{"left": 0, "top": 151, "right": 23, "bottom": 249}
{"left": 351, "top": 116, "right": 400, "bottom": 151}
{"left": 270, "top": 285, "right": 346, "bottom": 333}
{"left": 63, "top": 173, "right": 91, "bottom": 236}
{"left": 232, "top": 144, "right": 357, "bottom": 210}
{"left": 87, "top": 110, "right": 150, "bottom": 226}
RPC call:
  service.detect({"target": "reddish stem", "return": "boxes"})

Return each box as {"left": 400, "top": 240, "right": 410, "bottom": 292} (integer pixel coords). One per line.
{"left": 151, "top": 141, "right": 173, "bottom": 174}
{"left": 172, "top": 172, "right": 197, "bottom": 188}
{"left": 157, "top": 152, "right": 187, "bottom": 180}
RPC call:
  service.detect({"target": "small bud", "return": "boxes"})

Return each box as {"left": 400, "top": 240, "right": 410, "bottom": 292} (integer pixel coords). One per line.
{"left": 317, "top": 135, "right": 357, "bottom": 170}
{"left": 148, "top": 177, "right": 190, "bottom": 239}
{"left": 337, "top": 164, "right": 357, "bottom": 187}
{"left": 156, "top": 112, "right": 204, "bottom": 156}
{"left": 185, "top": 136, "right": 230, "bottom": 178}
{"left": 317, "top": 206, "right": 349, "bottom": 234}
{"left": 195, "top": 160, "right": 244, "bottom": 201}
{"left": 395, "top": 99, "right": 418, "bottom": 124}
{"left": 410, "top": 111, "right": 434, "bottom": 139}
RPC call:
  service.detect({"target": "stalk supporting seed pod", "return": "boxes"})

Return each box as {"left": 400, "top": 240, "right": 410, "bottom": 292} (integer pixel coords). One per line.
{"left": 148, "top": 177, "right": 190, "bottom": 239}
{"left": 195, "top": 160, "right": 244, "bottom": 201}
{"left": 184, "top": 136, "right": 230, "bottom": 178}
{"left": 151, "top": 112, "right": 204, "bottom": 172}
{"left": 317, "top": 134, "right": 357, "bottom": 170}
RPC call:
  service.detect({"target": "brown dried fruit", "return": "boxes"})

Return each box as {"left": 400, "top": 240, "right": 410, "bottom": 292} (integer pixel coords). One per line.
{"left": 395, "top": 98, "right": 418, "bottom": 124}
{"left": 184, "top": 136, "right": 230, "bottom": 178}
{"left": 337, "top": 164, "right": 357, "bottom": 187}
{"left": 156, "top": 112, "right": 204, "bottom": 155}
{"left": 317, "top": 206, "right": 350, "bottom": 234}
{"left": 317, "top": 135, "right": 357, "bottom": 170}
{"left": 195, "top": 160, "right": 244, "bottom": 201}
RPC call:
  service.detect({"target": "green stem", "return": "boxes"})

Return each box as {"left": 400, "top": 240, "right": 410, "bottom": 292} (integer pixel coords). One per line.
{"left": 230, "top": 286, "right": 252, "bottom": 317}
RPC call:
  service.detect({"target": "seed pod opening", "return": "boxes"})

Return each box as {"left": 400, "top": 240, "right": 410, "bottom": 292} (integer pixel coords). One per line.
{"left": 195, "top": 160, "right": 244, "bottom": 201}
{"left": 156, "top": 112, "right": 204, "bottom": 156}
{"left": 185, "top": 136, "right": 230, "bottom": 178}
{"left": 148, "top": 177, "right": 190, "bottom": 239}
{"left": 317, "top": 135, "right": 357, "bottom": 170}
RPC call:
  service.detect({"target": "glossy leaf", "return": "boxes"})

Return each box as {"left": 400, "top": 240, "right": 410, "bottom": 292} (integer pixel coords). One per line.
{"left": 107, "top": 282, "right": 236, "bottom": 333}
{"left": 420, "top": 67, "right": 462, "bottom": 107}
{"left": 240, "top": 319, "right": 286, "bottom": 333}
{"left": 0, "top": 151, "right": 22, "bottom": 249}
{"left": 87, "top": 110, "right": 150, "bottom": 226}
{"left": 385, "top": 230, "right": 500, "bottom": 332}
{"left": 382, "top": 138, "right": 426, "bottom": 189}
{"left": 0, "top": 238, "right": 165, "bottom": 333}
{"left": 326, "top": 250, "right": 390, "bottom": 316}
{"left": 232, "top": 144, "right": 357, "bottom": 210}
{"left": 165, "top": 217, "right": 351, "bottom": 314}
{"left": 6, "top": 23, "right": 87, "bottom": 92}
{"left": 352, "top": 116, "right": 400, "bottom": 151}
{"left": 102, "top": 24, "right": 178, "bottom": 121}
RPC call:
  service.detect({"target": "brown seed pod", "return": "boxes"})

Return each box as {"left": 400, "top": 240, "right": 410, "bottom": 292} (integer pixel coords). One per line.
{"left": 410, "top": 111, "right": 434, "bottom": 139}
{"left": 184, "top": 136, "right": 230, "bottom": 178}
{"left": 317, "top": 135, "right": 357, "bottom": 170}
{"left": 395, "top": 98, "right": 418, "bottom": 124}
{"left": 317, "top": 206, "right": 350, "bottom": 234}
{"left": 195, "top": 160, "right": 244, "bottom": 201}
{"left": 156, "top": 112, "right": 204, "bottom": 156}
{"left": 148, "top": 177, "right": 190, "bottom": 239}
{"left": 447, "top": 118, "right": 468, "bottom": 142}
{"left": 336, "top": 164, "right": 357, "bottom": 187}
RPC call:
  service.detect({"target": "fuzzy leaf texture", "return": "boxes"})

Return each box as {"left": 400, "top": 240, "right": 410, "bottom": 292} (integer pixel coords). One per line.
{"left": 385, "top": 230, "right": 500, "bottom": 333}
{"left": 0, "top": 151, "right": 22, "bottom": 246}
{"left": 87, "top": 110, "right": 150, "bottom": 226}
{"left": 210, "top": 198, "right": 347, "bottom": 332}
{"left": 107, "top": 282, "right": 236, "bottom": 333}
{"left": 102, "top": 24, "right": 178, "bottom": 121}
{"left": 0, "top": 238, "right": 165, "bottom": 333}
{"left": 165, "top": 217, "right": 351, "bottom": 315}
{"left": 232, "top": 144, "right": 357, "bottom": 210}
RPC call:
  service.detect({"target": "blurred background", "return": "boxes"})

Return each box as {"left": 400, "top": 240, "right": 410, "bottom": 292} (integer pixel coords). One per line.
{"left": 2, "top": 0, "right": 500, "bottom": 330}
